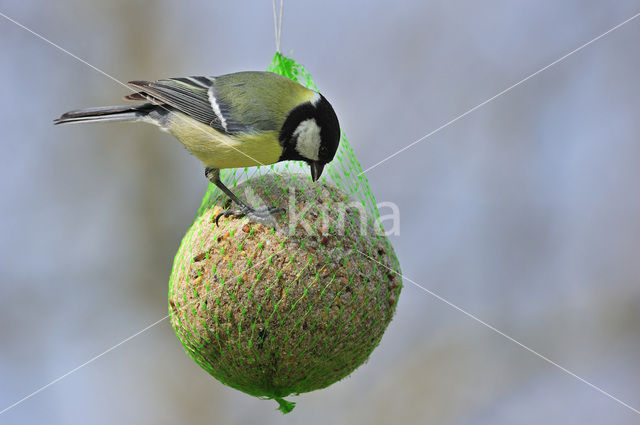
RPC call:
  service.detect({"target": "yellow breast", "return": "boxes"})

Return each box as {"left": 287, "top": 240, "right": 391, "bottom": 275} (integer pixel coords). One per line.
{"left": 166, "top": 113, "right": 282, "bottom": 169}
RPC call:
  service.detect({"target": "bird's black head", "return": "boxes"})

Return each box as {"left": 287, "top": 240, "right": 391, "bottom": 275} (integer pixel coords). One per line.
{"left": 279, "top": 93, "right": 340, "bottom": 181}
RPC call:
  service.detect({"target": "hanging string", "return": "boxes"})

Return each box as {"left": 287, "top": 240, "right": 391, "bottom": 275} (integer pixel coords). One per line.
{"left": 272, "top": 0, "right": 284, "bottom": 52}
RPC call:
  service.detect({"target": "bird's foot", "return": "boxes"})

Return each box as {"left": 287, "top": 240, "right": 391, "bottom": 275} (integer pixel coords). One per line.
{"left": 214, "top": 206, "right": 285, "bottom": 227}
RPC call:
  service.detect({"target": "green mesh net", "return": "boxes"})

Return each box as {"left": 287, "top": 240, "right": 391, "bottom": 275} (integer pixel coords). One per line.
{"left": 168, "top": 52, "right": 402, "bottom": 414}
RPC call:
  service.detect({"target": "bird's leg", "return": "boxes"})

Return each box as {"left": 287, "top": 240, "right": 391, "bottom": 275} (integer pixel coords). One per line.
{"left": 205, "top": 167, "right": 284, "bottom": 226}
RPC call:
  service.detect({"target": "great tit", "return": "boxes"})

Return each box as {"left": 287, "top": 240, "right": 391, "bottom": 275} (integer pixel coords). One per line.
{"left": 54, "top": 71, "right": 341, "bottom": 224}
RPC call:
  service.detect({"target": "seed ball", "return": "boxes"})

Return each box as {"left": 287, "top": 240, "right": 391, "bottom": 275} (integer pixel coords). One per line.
{"left": 168, "top": 173, "right": 401, "bottom": 413}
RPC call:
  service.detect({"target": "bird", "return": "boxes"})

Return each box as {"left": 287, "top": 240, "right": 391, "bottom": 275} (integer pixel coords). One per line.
{"left": 54, "top": 71, "right": 341, "bottom": 225}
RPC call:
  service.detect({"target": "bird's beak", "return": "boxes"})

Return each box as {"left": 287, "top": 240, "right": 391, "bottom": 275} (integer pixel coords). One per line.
{"left": 310, "top": 161, "right": 324, "bottom": 182}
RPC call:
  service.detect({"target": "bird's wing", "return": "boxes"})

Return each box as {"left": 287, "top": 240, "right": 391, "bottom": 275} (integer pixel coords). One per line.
{"left": 126, "top": 76, "right": 246, "bottom": 134}
{"left": 126, "top": 72, "right": 318, "bottom": 136}
{"left": 211, "top": 72, "right": 318, "bottom": 134}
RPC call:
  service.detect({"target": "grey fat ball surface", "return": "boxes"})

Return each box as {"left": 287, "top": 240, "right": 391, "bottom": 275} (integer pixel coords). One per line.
{"left": 169, "top": 174, "right": 402, "bottom": 413}
{"left": 54, "top": 71, "right": 341, "bottom": 224}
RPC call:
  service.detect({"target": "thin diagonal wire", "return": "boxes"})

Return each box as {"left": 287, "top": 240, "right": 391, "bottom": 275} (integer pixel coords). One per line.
{"left": 355, "top": 248, "right": 640, "bottom": 416}
{"left": 0, "top": 10, "right": 269, "bottom": 169}
{"left": 359, "top": 11, "right": 640, "bottom": 176}
{"left": 0, "top": 245, "right": 287, "bottom": 416}
{"left": 0, "top": 11, "right": 128, "bottom": 90}
{"left": 0, "top": 316, "right": 167, "bottom": 416}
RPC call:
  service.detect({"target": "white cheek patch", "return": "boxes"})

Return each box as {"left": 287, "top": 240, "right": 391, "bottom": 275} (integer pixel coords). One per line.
{"left": 293, "top": 118, "right": 321, "bottom": 161}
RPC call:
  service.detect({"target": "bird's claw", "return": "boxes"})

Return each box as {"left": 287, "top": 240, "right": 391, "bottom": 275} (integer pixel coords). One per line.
{"left": 214, "top": 206, "right": 285, "bottom": 227}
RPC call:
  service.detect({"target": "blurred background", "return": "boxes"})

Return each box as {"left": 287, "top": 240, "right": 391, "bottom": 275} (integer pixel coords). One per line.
{"left": 1, "top": 1, "right": 640, "bottom": 424}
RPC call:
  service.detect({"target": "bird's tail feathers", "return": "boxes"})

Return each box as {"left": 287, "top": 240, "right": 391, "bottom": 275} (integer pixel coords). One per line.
{"left": 53, "top": 104, "right": 156, "bottom": 125}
